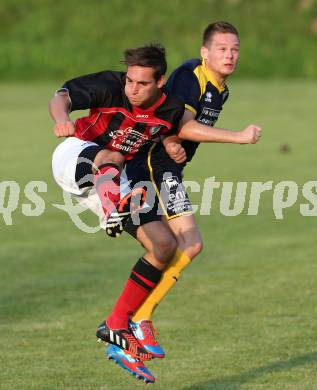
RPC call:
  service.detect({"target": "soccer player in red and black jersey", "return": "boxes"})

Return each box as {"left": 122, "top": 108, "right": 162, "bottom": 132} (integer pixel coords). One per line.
{"left": 50, "top": 44, "right": 183, "bottom": 220}
{"left": 50, "top": 44, "right": 185, "bottom": 382}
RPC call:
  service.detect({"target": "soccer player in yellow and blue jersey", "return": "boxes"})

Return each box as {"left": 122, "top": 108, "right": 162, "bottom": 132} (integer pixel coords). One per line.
{"left": 105, "top": 21, "right": 262, "bottom": 382}
{"left": 129, "top": 21, "right": 262, "bottom": 327}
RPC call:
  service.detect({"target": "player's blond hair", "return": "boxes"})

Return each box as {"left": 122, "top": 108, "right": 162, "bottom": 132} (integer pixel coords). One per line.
{"left": 203, "top": 21, "right": 239, "bottom": 46}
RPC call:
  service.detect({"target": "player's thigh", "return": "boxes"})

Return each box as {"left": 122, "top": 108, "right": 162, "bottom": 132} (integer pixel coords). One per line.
{"left": 165, "top": 213, "right": 203, "bottom": 260}
{"left": 52, "top": 137, "right": 103, "bottom": 195}
{"left": 148, "top": 145, "right": 193, "bottom": 219}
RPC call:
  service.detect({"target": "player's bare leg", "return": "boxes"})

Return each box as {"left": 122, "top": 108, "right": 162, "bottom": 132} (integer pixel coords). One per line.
{"left": 166, "top": 213, "right": 203, "bottom": 259}
{"left": 92, "top": 149, "right": 125, "bottom": 219}
{"left": 97, "top": 220, "right": 176, "bottom": 360}
{"left": 135, "top": 220, "right": 178, "bottom": 270}
{"left": 130, "top": 214, "right": 203, "bottom": 356}
{"left": 133, "top": 213, "right": 202, "bottom": 319}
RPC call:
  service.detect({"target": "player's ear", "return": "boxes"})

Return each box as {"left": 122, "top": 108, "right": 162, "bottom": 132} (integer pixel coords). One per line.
{"left": 156, "top": 75, "right": 165, "bottom": 89}
{"left": 200, "top": 46, "right": 208, "bottom": 60}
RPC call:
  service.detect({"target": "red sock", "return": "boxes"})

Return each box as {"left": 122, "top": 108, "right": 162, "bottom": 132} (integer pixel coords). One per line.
{"left": 107, "top": 258, "right": 162, "bottom": 329}
{"left": 93, "top": 163, "right": 120, "bottom": 218}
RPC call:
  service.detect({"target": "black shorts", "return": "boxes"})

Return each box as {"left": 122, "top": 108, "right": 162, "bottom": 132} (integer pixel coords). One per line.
{"left": 124, "top": 143, "right": 193, "bottom": 237}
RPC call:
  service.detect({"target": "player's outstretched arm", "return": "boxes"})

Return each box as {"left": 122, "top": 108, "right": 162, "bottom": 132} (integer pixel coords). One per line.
{"left": 178, "top": 109, "right": 262, "bottom": 144}
{"left": 49, "top": 94, "right": 75, "bottom": 138}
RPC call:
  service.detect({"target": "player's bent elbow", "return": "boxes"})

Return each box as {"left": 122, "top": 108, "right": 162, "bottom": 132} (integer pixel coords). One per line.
{"left": 177, "top": 129, "right": 192, "bottom": 141}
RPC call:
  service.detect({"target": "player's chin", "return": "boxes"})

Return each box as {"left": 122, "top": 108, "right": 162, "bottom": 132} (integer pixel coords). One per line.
{"left": 222, "top": 66, "right": 236, "bottom": 76}
{"left": 128, "top": 97, "right": 143, "bottom": 106}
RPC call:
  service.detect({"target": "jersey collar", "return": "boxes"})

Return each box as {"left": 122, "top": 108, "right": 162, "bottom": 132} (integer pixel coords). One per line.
{"left": 132, "top": 92, "right": 166, "bottom": 114}
{"left": 202, "top": 59, "right": 226, "bottom": 93}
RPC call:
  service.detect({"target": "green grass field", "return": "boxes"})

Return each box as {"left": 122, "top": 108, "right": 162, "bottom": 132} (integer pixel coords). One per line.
{"left": 0, "top": 81, "right": 317, "bottom": 389}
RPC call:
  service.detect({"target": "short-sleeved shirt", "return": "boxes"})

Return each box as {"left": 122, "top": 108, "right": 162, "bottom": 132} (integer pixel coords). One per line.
{"left": 165, "top": 58, "right": 229, "bottom": 164}
{"left": 59, "top": 70, "right": 184, "bottom": 160}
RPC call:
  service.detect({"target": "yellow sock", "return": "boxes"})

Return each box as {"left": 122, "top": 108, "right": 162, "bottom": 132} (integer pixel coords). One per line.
{"left": 132, "top": 249, "right": 191, "bottom": 322}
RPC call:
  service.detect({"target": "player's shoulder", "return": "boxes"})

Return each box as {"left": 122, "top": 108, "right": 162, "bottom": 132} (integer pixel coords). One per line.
{"left": 169, "top": 59, "right": 201, "bottom": 80}
{"left": 96, "top": 70, "right": 125, "bottom": 84}
{"left": 163, "top": 92, "right": 185, "bottom": 113}
{"left": 64, "top": 70, "right": 125, "bottom": 90}
{"left": 166, "top": 59, "right": 201, "bottom": 93}
{"left": 173, "top": 58, "right": 201, "bottom": 72}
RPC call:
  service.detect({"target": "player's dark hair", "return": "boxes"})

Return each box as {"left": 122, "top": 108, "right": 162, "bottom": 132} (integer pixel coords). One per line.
{"left": 203, "top": 21, "right": 239, "bottom": 46}
{"left": 122, "top": 43, "right": 167, "bottom": 81}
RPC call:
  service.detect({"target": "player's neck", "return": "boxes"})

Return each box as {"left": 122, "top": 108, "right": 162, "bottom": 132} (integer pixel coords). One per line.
{"left": 137, "top": 91, "right": 163, "bottom": 110}
{"left": 203, "top": 60, "right": 226, "bottom": 90}
{"left": 215, "top": 74, "right": 226, "bottom": 88}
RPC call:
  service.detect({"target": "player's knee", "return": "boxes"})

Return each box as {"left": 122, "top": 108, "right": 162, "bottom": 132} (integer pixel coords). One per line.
{"left": 154, "top": 233, "right": 177, "bottom": 263}
{"left": 109, "top": 151, "right": 125, "bottom": 166}
{"left": 94, "top": 150, "right": 124, "bottom": 169}
{"left": 186, "top": 239, "right": 203, "bottom": 260}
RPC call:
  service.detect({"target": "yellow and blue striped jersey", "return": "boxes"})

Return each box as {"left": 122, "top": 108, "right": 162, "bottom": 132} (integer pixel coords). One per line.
{"left": 166, "top": 58, "right": 229, "bottom": 164}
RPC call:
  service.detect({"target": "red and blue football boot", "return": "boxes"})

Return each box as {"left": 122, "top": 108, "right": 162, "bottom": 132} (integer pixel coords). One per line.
{"left": 107, "top": 344, "right": 156, "bottom": 384}
{"left": 129, "top": 320, "right": 165, "bottom": 359}
{"left": 96, "top": 321, "right": 152, "bottom": 361}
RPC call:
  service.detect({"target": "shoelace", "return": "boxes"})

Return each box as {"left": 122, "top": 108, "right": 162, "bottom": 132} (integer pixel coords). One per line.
{"left": 122, "top": 331, "right": 152, "bottom": 361}
{"left": 141, "top": 321, "right": 160, "bottom": 342}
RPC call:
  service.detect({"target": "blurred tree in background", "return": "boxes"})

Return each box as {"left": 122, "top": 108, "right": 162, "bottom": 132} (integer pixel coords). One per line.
{"left": 0, "top": 0, "right": 316, "bottom": 80}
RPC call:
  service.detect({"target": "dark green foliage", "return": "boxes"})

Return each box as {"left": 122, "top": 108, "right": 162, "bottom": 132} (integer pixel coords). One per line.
{"left": 1, "top": 0, "right": 317, "bottom": 80}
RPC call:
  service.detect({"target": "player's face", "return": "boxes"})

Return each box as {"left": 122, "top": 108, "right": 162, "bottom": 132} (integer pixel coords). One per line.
{"left": 201, "top": 32, "right": 240, "bottom": 83}
{"left": 125, "top": 66, "right": 165, "bottom": 109}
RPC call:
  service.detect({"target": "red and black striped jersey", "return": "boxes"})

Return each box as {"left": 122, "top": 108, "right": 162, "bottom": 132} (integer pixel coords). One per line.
{"left": 60, "top": 71, "right": 184, "bottom": 160}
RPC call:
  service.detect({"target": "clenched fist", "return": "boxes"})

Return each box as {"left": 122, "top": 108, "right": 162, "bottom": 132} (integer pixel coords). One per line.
{"left": 54, "top": 120, "right": 75, "bottom": 138}
{"left": 165, "top": 142, "right": 187, "bottom": 164}
{"left": 238, "top": 125, "right": 262, "bottom": 144}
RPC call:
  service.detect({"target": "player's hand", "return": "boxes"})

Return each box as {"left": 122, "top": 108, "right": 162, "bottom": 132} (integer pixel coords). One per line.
{"left": 238, "top": 125, "right": 262, "bottom": 144}
{"left": 54, "top": 120, "right": 75, "bottom": 138}
{"left": 165, "top": 142, "right": 187, "bottom": 163}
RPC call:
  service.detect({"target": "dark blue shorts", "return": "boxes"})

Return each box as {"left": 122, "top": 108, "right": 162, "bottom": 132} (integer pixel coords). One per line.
{"left": 124, "top": 143, "right": 192, "bottom": 237}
